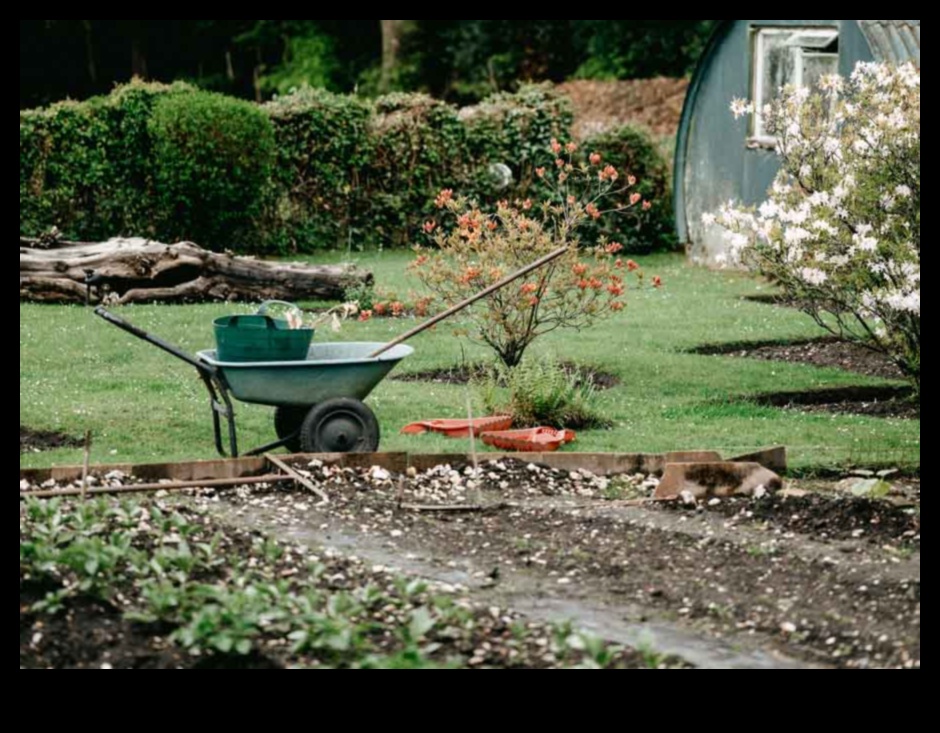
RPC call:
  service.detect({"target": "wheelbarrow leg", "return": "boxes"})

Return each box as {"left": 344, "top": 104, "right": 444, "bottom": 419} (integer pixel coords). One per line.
{"left": 201, "top": 373, "right": 239, "bottom": 458}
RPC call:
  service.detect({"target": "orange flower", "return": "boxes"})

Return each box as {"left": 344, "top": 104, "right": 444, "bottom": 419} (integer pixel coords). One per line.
{"left": 652, "top": 276, "right": 663, "bottom": 289}
{"left": 434, "top": 189, "right": 454, "bottom": 208}
{"left": 391, "top": 301, "right": 405, "bottom": 316}
{"left": 611, "top": 301, "right": 625, "bottom": 311}
{"left": 374, "top": 303, "right": 387, "bottom": 316}
{"left": 558, "top": 172, "right": 568, "bottom": 183}
{"left": 642, "top": 200, "right": 653, "bottom": 211}
{"left": 600, "top": 165, "right": 619, "bottom": 182}
{"left": 423, "top": 221, "right": 437, "bottom": 234}
{"left": 520, "top": 282, "right": 539, "bottom": 295}
{"left": 605, "top": 242, "right": 624, "bottom": 254}
{"left": 556, "top": 158, "right": 565, "bottom": 168}
{"left": 414, "top": 299, "right": 429, "bottom": 317}
{"left": 629, "top": 192, "right": 642, "bottom": 206}
{"left": 578, "top": 279, "right": 589, "bottom": 290}
{"left": 486, "top": 220, "right": 498, "bottom": 231}
{"left": 567, "top": 195, "right": 576, "bottom": 205}
{"left": 358, "top": 310, "right": 373, "bottom": 322}
{"left": 522, "top": 199, "right": 533, "bottom": 211}
{"left": 535, "top": 167, "right": 546, "bottom": 178}
{"left": 414, "top": 254, "right": 429, "bottom": 267}
{"left": 588, "top": 277, "right": 603, "bottom": 290}
{"left": 551, "top": 138, "right": 562, "bottom": 154}
{"left": 627, "top": 260, "right": 640, "bottom": 272}
{"left": 528, "top": 296, "right": 540, "bottom": 306}
{"left": 614, "top": 258, "right": 624, "bottom": 269}
{"left": 572, "top": 263, "right": 588, "bottom": 276}
{"left": 628, "top": 175, "right": 637, "bottom": 186}
{"left": 590, "top": 152, "right": 602, "bottom": 165}
{"left": 585, "top": 204, "right": 601, "bottom": 220}
{"left": 607, "top": 284, "right": 624, "bottom": 296}
{"left": 566, "top": 141, "right": 578, "bottom": 153}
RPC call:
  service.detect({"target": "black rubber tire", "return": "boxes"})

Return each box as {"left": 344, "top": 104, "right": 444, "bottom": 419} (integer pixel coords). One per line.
{"left": 299, "top": 398, "right": 380, "bottom": 454}
{"left": 274, "top": 405, "right": 310, "bottom": 453}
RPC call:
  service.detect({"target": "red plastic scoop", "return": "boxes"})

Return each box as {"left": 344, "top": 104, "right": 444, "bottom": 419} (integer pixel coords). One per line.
{"left": 480, "top": 427, "right": 576, "bottom": 452}
{"left": 400, "top": 416, "right": 513, "bottom": 438}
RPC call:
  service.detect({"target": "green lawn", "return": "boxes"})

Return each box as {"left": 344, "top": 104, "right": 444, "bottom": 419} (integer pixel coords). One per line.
{"left": 20, "top": 252, "right": 919, "bottom": 472}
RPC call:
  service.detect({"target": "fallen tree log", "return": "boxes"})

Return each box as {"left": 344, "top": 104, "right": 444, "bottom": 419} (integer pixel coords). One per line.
{"left": 19, "top": 238, "right": 372, "bottom": 305}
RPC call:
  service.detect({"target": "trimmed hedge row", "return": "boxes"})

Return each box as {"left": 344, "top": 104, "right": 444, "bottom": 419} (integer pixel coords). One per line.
{"left": 20, "top": 80, "right": 674, "bottom": 253}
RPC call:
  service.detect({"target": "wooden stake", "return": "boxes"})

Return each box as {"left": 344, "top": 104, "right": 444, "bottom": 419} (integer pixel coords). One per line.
{"left": 369, "top": 245, "right": 569, "bottom": 358}
{"left": 265, "top": 453, "right": 329, "bottom": 505}
{"left": 80, "top": 430, "right": 92, "bottom": 500}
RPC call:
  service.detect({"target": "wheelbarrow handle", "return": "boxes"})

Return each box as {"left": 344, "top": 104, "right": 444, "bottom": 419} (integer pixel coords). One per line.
{"left": 93, "top": 306, "right": 215, "bottom": 377}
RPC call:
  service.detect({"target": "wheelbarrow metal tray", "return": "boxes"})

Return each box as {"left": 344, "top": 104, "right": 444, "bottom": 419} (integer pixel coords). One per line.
{"left": 197, "top": 342, "right": 413, "bottom": 407}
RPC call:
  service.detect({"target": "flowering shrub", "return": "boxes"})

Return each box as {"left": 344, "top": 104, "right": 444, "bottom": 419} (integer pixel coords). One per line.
{"left": 707, "top": 63, "right": 920, "bottom": 390}
{"left": 412, "top": 140, "right": 655, "bottom": 367}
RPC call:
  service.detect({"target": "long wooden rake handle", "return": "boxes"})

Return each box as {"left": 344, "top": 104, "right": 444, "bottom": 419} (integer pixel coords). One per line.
{"left": 370, "top": 245, "right": 569, "bottom": 358}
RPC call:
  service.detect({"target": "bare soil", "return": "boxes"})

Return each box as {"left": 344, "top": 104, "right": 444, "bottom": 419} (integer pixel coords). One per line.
{"left": 393, "top": 362, "right": 622, "bottom": 391}
{"left": 753, "top": 385, "right": 918, "bottom": 420}
{"left": 213, "top": 458, "right": 920, "bottom": 669}
{"left": 20, "top": 426, "right": 81, "bottom": 453}
{"left": 693, "top": 337, "right": 904, "bottom": 381}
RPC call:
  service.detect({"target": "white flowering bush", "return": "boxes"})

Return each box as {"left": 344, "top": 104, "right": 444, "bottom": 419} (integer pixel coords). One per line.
{"left": 707, "top": 62, "right": 920, "bottom": 392}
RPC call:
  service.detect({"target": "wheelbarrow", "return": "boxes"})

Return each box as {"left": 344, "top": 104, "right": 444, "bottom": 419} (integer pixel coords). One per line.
{"left": 94, "top": 307, "right": 412, "bottom": 456}
{"left": 93, "top": 244, "right": 570, "bottom": 457}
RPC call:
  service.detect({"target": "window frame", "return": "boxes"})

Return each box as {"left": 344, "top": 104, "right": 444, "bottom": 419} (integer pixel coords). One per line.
{"left": 750, "top": 27, "right": 839, "bottom": 147}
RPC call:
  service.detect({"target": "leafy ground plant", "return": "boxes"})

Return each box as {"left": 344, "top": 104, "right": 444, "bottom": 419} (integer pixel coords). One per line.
{"left": 20, "top": 495, "right": 671, "bottom": 669}
{"left": 479, "top": 355, "right": 608, "bottom": 429}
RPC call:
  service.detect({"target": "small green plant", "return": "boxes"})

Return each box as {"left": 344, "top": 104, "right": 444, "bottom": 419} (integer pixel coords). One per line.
{"left": 343, "top": 279, "right": 376, "bottom": 312}
{"left": 479, "top": 356, "right": 607, "bottom": 429}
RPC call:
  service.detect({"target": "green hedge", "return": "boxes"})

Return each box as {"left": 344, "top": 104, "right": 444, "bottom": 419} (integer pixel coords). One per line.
{"left": 20, "top": 81, "right": 674, "bottom": 253}
{"left": 150, "top": 92, "right": 275, "bottom": 245}
{"left": 581, "top": 125, "right": 676, "bottom": 254}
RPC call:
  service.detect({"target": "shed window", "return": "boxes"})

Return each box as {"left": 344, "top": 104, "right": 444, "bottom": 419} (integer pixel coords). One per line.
{"left": 752, "top": 28, "right": 838, "bottom": 142}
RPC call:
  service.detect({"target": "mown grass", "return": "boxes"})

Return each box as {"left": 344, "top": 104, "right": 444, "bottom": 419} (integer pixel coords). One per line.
{"left": 20, "top": 252, "right": 919, "bottom": 471}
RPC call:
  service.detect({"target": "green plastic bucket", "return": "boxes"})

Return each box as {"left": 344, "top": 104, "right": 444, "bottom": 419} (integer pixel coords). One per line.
{"left": 213, "top": 301, "right": 314, "bottom": 363}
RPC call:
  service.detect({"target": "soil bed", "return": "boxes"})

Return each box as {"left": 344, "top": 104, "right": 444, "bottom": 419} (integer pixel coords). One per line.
{"left": 692, "top": 337, "right": 903, "bottom": 381}
{"left": 20, "top": 426, "right": 82, "bottom": 453}
{"left": 393, "top": 362, "right": 621, "bottom": 390}
{"left": 753, "top": 385, "right": 917, "bottom": 420}
{"left": 218, "top": 457, "right": 921, "bottom": 669}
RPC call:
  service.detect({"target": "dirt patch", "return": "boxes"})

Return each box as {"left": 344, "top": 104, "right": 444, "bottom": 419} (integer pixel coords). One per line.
{"left": 753, "top": 385, "right": 918, "bottom": 419}
{"left": 20, "top": 426, "right": 82, "bottom": 453}
{"left": 224, "top": 457, "right": 920, "bottom": 669}
{"left": 662, "top": 493, "right": 920, "bottom": 547}
{"left": 557, "top": 77, "right": 689, "bottom": 139}
{"left": 692, "top": 337, "right": 904, "bottom": 380}
{"left": 393, "top": 362, "right": 621, "bottom": 391}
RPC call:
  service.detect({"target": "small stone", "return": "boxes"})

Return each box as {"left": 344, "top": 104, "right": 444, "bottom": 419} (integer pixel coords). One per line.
{"left": 708, "top": 498, "right": 721, "bottom": 506}
{"left": 526, "top": 464, "right": 540, "bottom": 473}
{"left": 20, "top": 479, "right": 30, "bottom": 491}
{"left": 104, "top": 470, "right": 125, "bottom": 481}
{"left": 753, "top": 484, "right": 768, "bottom": 499}
{"left": 406, "top": 466, "right": 418, "bottom": 478}
{"left": 100, "top": 663, "right": 113, "bottom": 669}
{"left": 41, "top": 479, "right": 56, "bottom": 489}
{"left": 370, "top": 466, "right": 391, "bottom": 482}
{"left": 780, "top": 622, "right": 797, "bottom": 634}
{"left": 679, "top": 490, "right": 697, "bottom": 506}
{"left": 390, "top": 529, "right": 403, "bottom": 538}
{"left": 556, "top": 577, "right": 572, "bottom": 585}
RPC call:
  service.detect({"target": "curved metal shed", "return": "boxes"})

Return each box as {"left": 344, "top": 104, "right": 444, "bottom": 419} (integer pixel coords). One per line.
{"left": 674, "top": 20, "right": 920, "bottom": 264}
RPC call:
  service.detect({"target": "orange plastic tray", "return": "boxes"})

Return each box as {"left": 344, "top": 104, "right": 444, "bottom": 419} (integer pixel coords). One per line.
{"left": 400, "top": 416, "right": 514, "bottom": 439}
{"left": 480, "top": 427, "right": 576, "bottom": 452}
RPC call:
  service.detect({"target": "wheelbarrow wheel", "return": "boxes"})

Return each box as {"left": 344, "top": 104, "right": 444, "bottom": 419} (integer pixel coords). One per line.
{"left": 274, "top": 405, "right": 310, "bottom": 453}
{"left": 299, "top": 398, "right": 380, "bottom": 454}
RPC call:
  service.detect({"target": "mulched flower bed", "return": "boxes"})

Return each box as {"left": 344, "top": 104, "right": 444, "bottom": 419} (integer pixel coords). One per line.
{"left": 752, "top": 385, "right": 918, "bottom": 420}
{"left": 393, "top": 362, "right": 621, "bottom": 390}
{"left": 20, "top": 426, "right": 82, "bottom": 454}
{"left": 692, "top": 337, "right": 904, "bottom": 380}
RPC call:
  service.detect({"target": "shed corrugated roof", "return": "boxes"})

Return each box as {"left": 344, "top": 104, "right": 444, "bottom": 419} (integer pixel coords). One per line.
{"left": 858, "top": 20, "right": 921, "bottom": 68}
